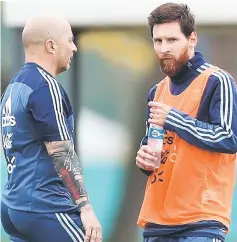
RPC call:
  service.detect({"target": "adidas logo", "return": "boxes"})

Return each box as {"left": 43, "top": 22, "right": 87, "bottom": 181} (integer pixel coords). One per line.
{"left": 2, "top": 90, "right": 16, "bottom": 127}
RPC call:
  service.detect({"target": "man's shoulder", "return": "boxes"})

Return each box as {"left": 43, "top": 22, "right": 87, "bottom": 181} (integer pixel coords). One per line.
{"left": 148, "top": 77, "right": 168, "bottom": 101}
{"left": 147, "top": 84, "right": 157, "bottom": 100}
{"left": 210, "top": 69, "right": 236, "bottom": 93}
{"left": 20, "top": 66, "right": 62, "bottom": 94}
{"left": 211, "top": 67, "right": 234, "bottom": 81}
{"left": 15, "top": 65, "right": 47, "bottom": 92}
{"left": 198, "top": 63, "right": 236, "bottom": 89}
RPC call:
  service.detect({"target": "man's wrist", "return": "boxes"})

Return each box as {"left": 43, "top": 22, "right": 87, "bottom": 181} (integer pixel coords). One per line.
{"left": 79, "top": 203, "right": 93, "bottom": 212}
{"left": 163, "top": 107, "right": 177, "bottom": 132}
{"left": 77, "top": 196, "right": 91, "bottom": 211}
{"left": 79, "top": 200, "right": 91, "bottom": 211}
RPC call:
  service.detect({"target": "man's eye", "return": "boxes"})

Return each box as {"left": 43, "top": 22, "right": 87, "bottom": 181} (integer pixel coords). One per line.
{"left": 169, "top": 39, "right": 177, "bottom": 42}
{"left": 154, "top": 39, "right": 162, "bottom": 43}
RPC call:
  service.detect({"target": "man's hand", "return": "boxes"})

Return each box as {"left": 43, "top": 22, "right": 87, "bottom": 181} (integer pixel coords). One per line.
{"left": 136, "top": 145, "right": 158, "bottom": 171}
{"left": 148, "top": 101, "right": 172, "bottom": 127}
{"left": 80, "top": 205, "right": 102, "bottom": 242}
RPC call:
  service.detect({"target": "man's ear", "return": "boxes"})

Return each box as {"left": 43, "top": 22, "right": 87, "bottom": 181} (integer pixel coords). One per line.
{"left": 45, "top": 39, "right": 56, "bottom": 54}
{"left": 189, "top": 31, "right": 198, "bottom": 48}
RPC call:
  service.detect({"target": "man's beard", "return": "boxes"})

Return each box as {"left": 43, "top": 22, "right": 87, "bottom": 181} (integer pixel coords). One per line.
{"left": 158, "top": 48, "right": 189, "bottom": 77}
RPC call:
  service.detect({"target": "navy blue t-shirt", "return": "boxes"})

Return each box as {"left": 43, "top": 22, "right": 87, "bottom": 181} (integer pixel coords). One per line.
{"left": 1, "top": 63, "right": 78, "bottom": 213}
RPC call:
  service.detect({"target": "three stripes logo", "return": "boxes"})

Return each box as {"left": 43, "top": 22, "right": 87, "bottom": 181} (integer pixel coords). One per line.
{"left": 37, "top": 67, "right": 70, "bottom": 141}
{"left": 55, "top": 213, "right": 85, "bottom": 242}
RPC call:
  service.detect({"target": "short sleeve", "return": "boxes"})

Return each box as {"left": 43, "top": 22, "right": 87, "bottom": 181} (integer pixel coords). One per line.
{"left": 27, "top": 84, "right": 70, "bottom": 142}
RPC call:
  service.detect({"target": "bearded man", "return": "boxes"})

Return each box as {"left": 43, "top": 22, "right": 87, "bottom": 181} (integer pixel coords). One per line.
{"left": 135, "top": 3, "right": 237, "bottom": 242}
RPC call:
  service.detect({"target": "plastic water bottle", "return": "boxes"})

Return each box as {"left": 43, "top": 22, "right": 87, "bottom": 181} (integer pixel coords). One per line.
{"left": 147, "top": 124, "right": 165, "bottom": 168}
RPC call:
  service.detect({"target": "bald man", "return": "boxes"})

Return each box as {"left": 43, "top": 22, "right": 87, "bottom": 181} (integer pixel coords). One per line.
{"left": 1, "top": 15, "right": 102, "bottom": 242}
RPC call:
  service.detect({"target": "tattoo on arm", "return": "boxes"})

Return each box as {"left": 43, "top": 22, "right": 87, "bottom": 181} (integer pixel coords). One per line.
{"left": 44, "top": 140, "right": 90, "bottom": 209}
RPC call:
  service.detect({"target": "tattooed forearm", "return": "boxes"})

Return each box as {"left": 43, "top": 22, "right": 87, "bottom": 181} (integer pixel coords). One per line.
{"left": 44, "top": 140, "right": 90, "bottom": 209}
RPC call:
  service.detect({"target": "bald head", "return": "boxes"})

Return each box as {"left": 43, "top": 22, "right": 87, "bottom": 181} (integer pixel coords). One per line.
{"left": 22, "top": 14, "right": 70, "bottom": 49}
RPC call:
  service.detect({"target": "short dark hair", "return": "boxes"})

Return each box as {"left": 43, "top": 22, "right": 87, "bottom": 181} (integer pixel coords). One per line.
{"left": 148, "top": 3, "right": 195, "bottom": 38}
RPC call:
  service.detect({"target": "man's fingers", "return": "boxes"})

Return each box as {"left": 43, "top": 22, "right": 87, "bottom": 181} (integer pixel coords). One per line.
{"left": 137, "top": 149, "right": 157, "bottom": 161}
{"left": 136, "top": 161, "right": 155, "bottom": 171}
{"left": 149, "top": 113, "right": 160, "bottom": 119}
{"left": 89, "top": 228, "right": 97, "bottom": 242}
{"left": 148, "top": 118, "right": 159, "bottom": 125}
{"left": 148, "top": 101, "right": 159, "bottom": 107}
{"left": 137, "top": 145, "right": 160, "bottom": 170}
{"left": 85, "top": 227, "right": 93, "bottom": 242}
{"left": 136, "top": 158, "right": 146, "bottom": 170}
{"left": 150, "top": 107, "right": 160, "bottom": 113}
{"left": 84, "top": 225, "right": 102, "bottom": 242}
{"left": 136, "top": 157, "right": 156, "bottom": 170}
{"left": 136, "top": 159, "right": 147, "bottom": 170}
{"left": 140, "top": 145, "right": 154, "bottom": 153}
{"left": 96, "top": 228, "right": 102, "bottom": 242}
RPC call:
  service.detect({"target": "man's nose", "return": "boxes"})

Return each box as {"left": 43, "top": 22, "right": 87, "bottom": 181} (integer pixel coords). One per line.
{"left": 160, "top": 42, "right": 171, "bottom": 53}
{"left": 73, "top": 43, "right": 77, "bottom": 53}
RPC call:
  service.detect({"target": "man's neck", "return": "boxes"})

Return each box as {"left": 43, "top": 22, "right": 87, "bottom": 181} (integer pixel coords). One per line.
{"left": 25, "top": 54, "right": 57, "bottom": 77}
{"left": 188, "top": 51, "right": 195, "bottom": 61}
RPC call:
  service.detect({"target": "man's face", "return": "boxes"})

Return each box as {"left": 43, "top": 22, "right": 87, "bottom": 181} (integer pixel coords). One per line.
{"left": 56, "top": 24, "right": 77, "bottom": 74}
{"left": 152, "top": 21, "right": 196, "bottom": 77}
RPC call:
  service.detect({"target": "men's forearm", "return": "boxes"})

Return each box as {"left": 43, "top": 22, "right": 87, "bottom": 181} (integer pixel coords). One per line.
{"left": 164, "top": 109, "right": 237, "bottom": 153}
{"left": 44, "top": 141, "right": 90, "bottom": 209}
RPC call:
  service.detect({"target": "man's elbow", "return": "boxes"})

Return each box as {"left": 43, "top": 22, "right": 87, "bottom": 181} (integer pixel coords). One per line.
{"left": 45, "top": 141, "right": 71, "bottom": 154}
